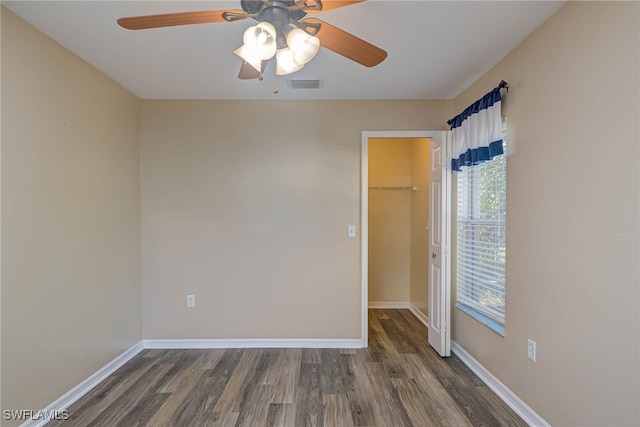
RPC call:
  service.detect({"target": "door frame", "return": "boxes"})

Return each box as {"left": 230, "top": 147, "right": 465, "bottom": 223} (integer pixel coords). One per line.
{"left": 361, "top": 130, "right": 442, "bottom": 347}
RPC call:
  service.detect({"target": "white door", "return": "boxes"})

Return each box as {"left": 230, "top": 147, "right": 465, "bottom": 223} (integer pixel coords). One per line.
{"left": 428, "top": 132, "right": 451, "bottom": 357}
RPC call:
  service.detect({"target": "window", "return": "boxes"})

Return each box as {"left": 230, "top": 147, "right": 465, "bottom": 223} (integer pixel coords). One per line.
{"left": 456, "top": 139, "right": 506, "bottom": 331}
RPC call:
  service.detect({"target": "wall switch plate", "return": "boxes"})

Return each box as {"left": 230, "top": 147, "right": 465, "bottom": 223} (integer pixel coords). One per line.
{"left": 527, "top": 339, "right": 536, "bottom": 362}
{"left": 348, "top": 225, "right": 356, "bottom": 238}
{"left": 186, "top": 294, "right": 196, "bottom": 308}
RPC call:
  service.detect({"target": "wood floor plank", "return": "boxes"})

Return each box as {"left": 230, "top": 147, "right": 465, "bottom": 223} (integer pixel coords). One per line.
{"left": 46, "top": 377, "right": 121, "bottom": 427}
{"left": 446, "top": 353, "right": 488, "bottom": 387}
{"left": 295, "top": 363, "right": 324, "bottom": 427}
{"left": 323, "top": 394, "right": 355, "bottom": 427}
{"left": 174, "top": 374, "right": 226, "bottom": 425}
{"left": 370, "top": 309, "right": 390, "bottom": 320}
{"left": 438, "top": 375, "right": 503, "bottom": 427}
{"left": 86, "top": 363, "right": 174, "bottom": 427}
{"left": 320, "top": 349, "right": 347, "bottom": 394}
{"left": 53, "top": 357, "right": 158, "bottom": 426}
{"left": 471, "top": 383, "right": 529, "bottom": 427}
{"left": 391, "top": 378, "right": 471, "bottom": 427}
{"left": 145, "top": 366, "right": 212, "bottom": 425}
{"left": 398, "top": 308, "right": 423, "bottom": 328}
{"left": 234, "top": 384, "right": 273, "bottom": 427}
{"left": 174, "top": 349, "right": 244, "bottom": 425}
{"left": 363, "top": 330, "right": 384, "bottom": 363}
{"left": 55, "top": 310, "right": 527, "bottom": 427}
{"left": 194, "top": 349, "right": 226, "bottom": 370}
{"left": 388, "top": 310, "right": 428, "bottom": 344}
{"left": 363, "top": 362, "right": 412, "bottom": 427}
{"left": 402, "top": 328, "right": 460, "bottom": 380}
{"left": 379, "top": 318, "right": 420, "bottom": 355}
{"left": 140, "top": 349, "right": 167, "bottom": 359}
{"left": 366, "top": 328, "right": 407, "bottom": 379}
{"left": 266, "top": 403, "right": 297, "bottom": 427}
{"left": 153, "top": 352, "right": 202, "bottom": 393}
{"left": 366, "top": 310, "right": 386, "bottom": 333}
{"left": 114, "top": 392, "right": 169, "bottom": 427}
{"left": 262, "top": 349, "right": 302, "bottom": 404}
{"left": 202, "top": 412, "right": 240, "bottom": 427}
{"left": 392, "top": 377, "right": 446, "bottom": 427}
{"left": 110, "top": 352, "right": 152, "bottom": 378}
{"left": 157, "top": 349, "right": 188, "bottom": 364}
{"left": 213, "top": 349, "right": 264, "bottom": 413}
{"left": 401, "top": 354, "right": 473, "bottom": 426}
{"left": 341, "top": 354, "right": 379, "bottom": 427}
{"left": 302, "top": 348, "right": 322, "bottom": 364}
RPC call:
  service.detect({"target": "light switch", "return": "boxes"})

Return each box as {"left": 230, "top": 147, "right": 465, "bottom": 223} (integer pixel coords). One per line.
{"left": 348, "top": 225, "right": 356, "bottom": 238}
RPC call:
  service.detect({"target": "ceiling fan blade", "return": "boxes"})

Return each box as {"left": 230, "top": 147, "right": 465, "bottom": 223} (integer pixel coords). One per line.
{"left": 238, "top": 60, "right": 268, "bottom": 80}
{"left": 304, "top": 1, "right": 365, "bottom": 14}
{"left": 302, "top": 18, "right": 387, "bottom": 67}
{"left": 117, "top": 10, "right": 246, "bottom": 30}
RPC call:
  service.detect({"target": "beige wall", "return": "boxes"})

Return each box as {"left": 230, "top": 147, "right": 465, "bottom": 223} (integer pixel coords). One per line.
{"left": 451, "top": 2, "right": 640, "bottom": 426}
{"left": 1, "top": 8, "right": 141, "bottom": 418}
{"left": 409, "top": 139, "right": 430, "bottom": 316}
{"left": 140, "top": 100, "right": 452, "bottom": 339}
{"left": 368, "top": 138, "right": 412, "bottom": 303}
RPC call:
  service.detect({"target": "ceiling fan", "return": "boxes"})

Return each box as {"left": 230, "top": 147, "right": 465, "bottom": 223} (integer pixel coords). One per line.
{"left": 117, "top": 0, "right": 387, "bottom": 80}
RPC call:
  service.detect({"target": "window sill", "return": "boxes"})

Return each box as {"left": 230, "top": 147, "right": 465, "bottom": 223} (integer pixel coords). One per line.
{"left": 456, "top": 303, "right": 505, "bottom": 336}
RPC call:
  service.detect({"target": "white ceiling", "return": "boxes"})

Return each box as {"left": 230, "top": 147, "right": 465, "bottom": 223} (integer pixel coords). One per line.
{"left": 4, "top": 1, "right": 565, "bottom": 100}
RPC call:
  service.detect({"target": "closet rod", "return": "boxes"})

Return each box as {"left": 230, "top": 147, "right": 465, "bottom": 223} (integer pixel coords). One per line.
{"left": 368, "top": 186, "right": 419, "bottom": 191}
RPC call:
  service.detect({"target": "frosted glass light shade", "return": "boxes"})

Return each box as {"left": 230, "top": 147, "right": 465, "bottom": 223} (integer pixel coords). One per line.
{"left": 286, "top": 27, "right": 320, "bottom": 65}
{"left": 276, "top": 48, "right": 304, "bottom": 75}
{"left": 234, "top": 45, "right": 262, "bottom": 72}
{"left": 243, "top": 22, "right": 277, "bottom": 60}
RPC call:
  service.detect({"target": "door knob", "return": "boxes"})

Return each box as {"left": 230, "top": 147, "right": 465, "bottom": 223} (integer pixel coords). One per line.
{"left": 432, "top": 253, "right": 436, "bottom": 259}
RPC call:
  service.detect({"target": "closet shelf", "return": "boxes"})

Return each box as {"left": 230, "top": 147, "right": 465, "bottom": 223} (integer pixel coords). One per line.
{"left": 368, "top": 186, "right": 419, "bottom": 191}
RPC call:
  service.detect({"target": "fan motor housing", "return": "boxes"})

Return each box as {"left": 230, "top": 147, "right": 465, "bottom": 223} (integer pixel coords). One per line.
{"left": 241, "top": 0, "right": 308, "bottom": 23}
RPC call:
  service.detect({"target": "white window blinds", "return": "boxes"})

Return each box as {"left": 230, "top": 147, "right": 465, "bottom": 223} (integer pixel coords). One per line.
{"left": 456, "top": 147, "right": 506, "bottom": 323}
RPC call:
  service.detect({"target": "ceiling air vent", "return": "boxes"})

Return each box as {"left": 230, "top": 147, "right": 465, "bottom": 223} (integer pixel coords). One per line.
{"left": 287, "top": 79, "right": 323, "bottom": 89}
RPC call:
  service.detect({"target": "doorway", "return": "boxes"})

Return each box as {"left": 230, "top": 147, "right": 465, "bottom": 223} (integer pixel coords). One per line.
{"left": 360, "top": 131, "right": 440, "bottom": 347}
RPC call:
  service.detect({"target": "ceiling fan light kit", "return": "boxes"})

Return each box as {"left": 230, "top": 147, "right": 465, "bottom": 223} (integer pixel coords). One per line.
{"left": 235, "top": 21, "right": 319, "bottom": 75}
{"left": 234, "top": 45, "right": 264, "bottom": 75}
{"left": 276, "top": 47, "right": 304, "bottom": 75}
{"left": 240, "top": 22, "right": 277, "bottom": 60}
{"left": 286, "top": 27, "right": 320, "bottom": 66}
{"left": 117, "top": 0, "right": 387, "bottom": 82}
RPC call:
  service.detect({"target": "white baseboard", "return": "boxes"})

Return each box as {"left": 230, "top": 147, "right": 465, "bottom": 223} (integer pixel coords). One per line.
{"left": 408, "top": 304, "right": 429, "bottom": 328}
{"left": 368, "top": 301, "right": 410, "bottom": 309}
{"left": 143, "top": 338, "right": 363, "bottom": 349}
{"left": 21, "top": 341, "right": 144, "bottom": 427}
{"left": 451, "top": 341, "right": 550, "bottom": 427}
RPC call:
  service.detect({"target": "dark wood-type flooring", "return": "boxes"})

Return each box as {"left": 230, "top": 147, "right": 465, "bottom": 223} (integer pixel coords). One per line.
{"left": 50, "top": 309, "right": 527, "bottom": 426}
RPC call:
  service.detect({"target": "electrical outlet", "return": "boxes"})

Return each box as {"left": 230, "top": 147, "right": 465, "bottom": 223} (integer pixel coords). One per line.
{"left": 527, "top": 339, "right": 536, "bottom": 362}
{"left": 186, "top": 294, "right": 196, "bottom": 308}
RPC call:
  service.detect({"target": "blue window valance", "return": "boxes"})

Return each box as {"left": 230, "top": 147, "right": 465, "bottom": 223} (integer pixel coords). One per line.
{"left": 448, "top": 85, "right": 505, "bottom": 171}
